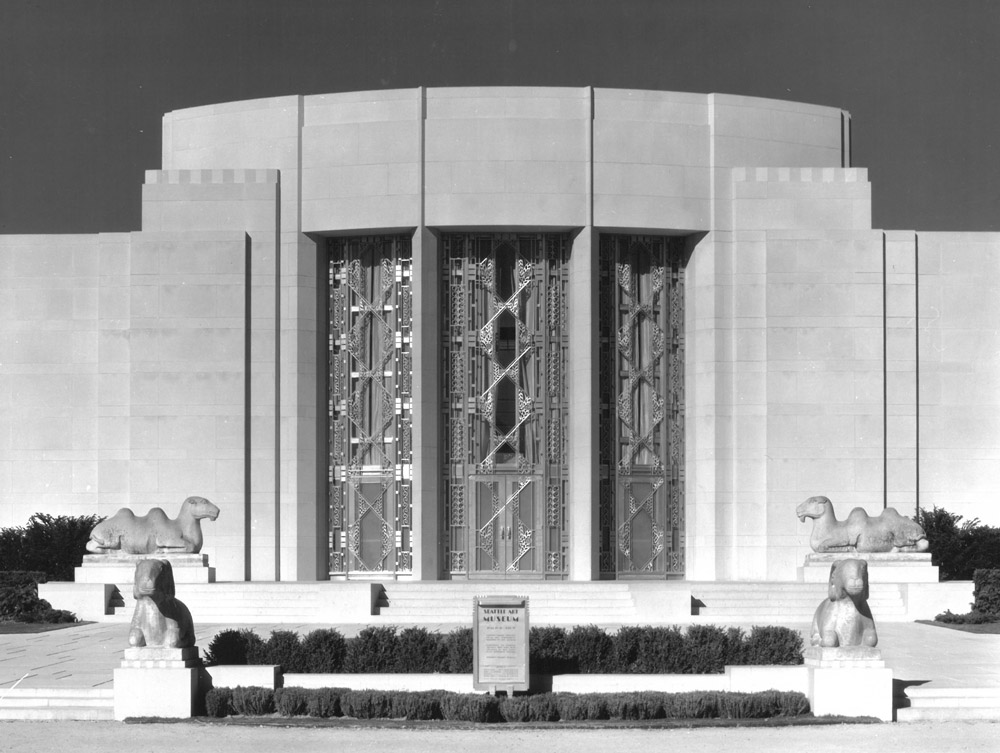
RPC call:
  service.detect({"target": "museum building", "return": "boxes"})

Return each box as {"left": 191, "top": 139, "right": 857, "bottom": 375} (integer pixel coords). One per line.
{"left": 2, "top": 87, "right": 998, "bottom": 586}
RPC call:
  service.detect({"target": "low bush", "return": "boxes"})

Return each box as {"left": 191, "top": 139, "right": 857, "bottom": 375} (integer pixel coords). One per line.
{"left": 229, "top": 686, "right": 275, "bottom": 716}
{"left": 263, "top": 630, "right": 308, "bottom": 673}
{"left": 0, "top": 580, "right": 75, "bottom": 624}
{"left": 934, "top": 609, "right": 999, "bottom": 624}
{"left": 301, "top": 628, "right": 347, "bottom": 673}
{"left": 973, "top": 569, "right": 1000, "bottom": 614}
{"left": 345, "top": 626, "right": 399, "bottom": 673}
{"left": 563, "top": 624, "right": 614, "bottom": 673}
{"left": 743, "top": 625, "right": 804, "bottom": 665}
{"left": 306, "top": 687, "right": 346, "bottom": 717}
{"left": 273, "top": 687, "right": 311, "bottom": 716}
{"left": 205, "top": 687, "right": 811, "bottom": 721}
{"left": 395, "top": 627, "right": 448, "bottom": 673}
{"left": 203, "top": 628, "right": 267, "bottom": 666}
{"left": 205, "top": 687, "right": 232, "bottom": 718}
{"left": 439, "top": 693, "right": 502, "bottom": 723}
{"left": 443, "top": 626, "right": 473, "bottom": 673}
{"left": 529, "top": 626, "right": 574, "bottom": 674}
{"left": 202, "top": 623, "right": 803, "bottom": 674}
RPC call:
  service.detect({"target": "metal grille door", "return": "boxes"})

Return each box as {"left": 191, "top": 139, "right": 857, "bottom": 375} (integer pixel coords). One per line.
{"left": 442, "top": 233, "right": 568, "bottom": 579}
{"left": 327, "top": 236, "right": 413, "bottom": 576}
{"left": 599, "top": 235, "right": 685, "bottom": 577}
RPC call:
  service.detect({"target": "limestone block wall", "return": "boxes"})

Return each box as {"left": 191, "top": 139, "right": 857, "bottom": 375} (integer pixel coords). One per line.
{"left": 917, "top": 233, "right": 1000, "bottom": 525}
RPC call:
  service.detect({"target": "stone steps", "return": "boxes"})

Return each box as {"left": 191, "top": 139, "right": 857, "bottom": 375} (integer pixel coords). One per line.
{"left": 0, "top": 688, "right": 114, "bottom": 721}
{"left": 376, "top": 582, "right": 640, "bottom": 625}
{"left": 689, "top": 582, "right": 906, "bottom": 621}
{"left": 897, "top": 686, "right": 1000, "bottom": 721}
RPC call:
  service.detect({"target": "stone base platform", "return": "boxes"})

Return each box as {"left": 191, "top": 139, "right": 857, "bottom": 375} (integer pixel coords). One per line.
{"left": 75, "top": 553, "right": 216, "bottom": 585}
{"left": 114, "top": 647, "right": 201, "bottom": 720}
{"left": 804, "top": 646, "right": 893, "bottom": 721}
{"left": 799, "top": 552, "right": 938, "bottom": 583}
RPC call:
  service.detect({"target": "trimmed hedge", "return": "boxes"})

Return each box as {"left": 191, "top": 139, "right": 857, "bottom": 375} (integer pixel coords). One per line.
{"left": 202, "top": 686, "right": 810, "bottom": 722}
{"left": 205, "top": 624, "right": 803, "bottom": 674}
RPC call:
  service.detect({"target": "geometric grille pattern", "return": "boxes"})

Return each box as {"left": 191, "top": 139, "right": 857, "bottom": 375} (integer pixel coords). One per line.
{"left": 598, "top": 235, "right": 685, "bottom": 577}
{"left": 442, "top": 233, "right": 568, "bottom": 578}
{"left": 328, "top": 236, "right": 412, "bottom": 576}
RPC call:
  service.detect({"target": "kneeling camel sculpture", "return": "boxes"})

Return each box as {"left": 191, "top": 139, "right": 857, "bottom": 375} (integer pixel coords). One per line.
{"left": 87, "top": 496, "right": 220, "bottom": 555}
{"left": 796, "top": 495, "right": 928, "bottom": 553}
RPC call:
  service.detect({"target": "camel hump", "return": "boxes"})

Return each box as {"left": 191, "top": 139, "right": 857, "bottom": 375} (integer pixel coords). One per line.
{"left": 144, "top": 508, "right": 171, "bottom": 523}
{"left": 846, "top": 507, "right": 872, "bottom": 523}
{"left": 108, "top": 508, "right": 137, "bottom": 522}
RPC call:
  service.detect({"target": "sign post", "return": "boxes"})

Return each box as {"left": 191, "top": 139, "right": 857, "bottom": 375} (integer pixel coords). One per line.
{"left": 472, "top": 595, "right": 529, "bottom": 695}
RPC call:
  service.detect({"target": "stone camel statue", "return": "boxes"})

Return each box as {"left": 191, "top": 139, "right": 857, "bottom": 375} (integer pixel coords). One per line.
{"left": 128, "top": 559, "right": 195, "bottom": 649}
{"left": 811, "top": 558, "right": 878, "bottom": 648}
{"left": 87, "top": 496, "right": 220, "bottom": 555}
{"left": 796, "top": 495, "right": 928, "bottom": 553}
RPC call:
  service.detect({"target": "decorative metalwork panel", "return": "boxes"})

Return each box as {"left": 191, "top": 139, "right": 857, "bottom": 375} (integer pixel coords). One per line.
{"left": 442, "top": 233, "right": 568, "bottom": 578}
{"left": 328, "top": 236, "right": 413, "bottom": 576}
{"left": 598, "top": 235, "right": 685, "bottom": 577}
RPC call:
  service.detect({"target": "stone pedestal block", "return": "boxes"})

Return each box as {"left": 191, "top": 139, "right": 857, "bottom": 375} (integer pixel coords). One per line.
{"left": 113, "top": 666, "right": 200, "bottom": 720}
{"left": 76, "top": 553, "right": 216, "bottom": 584}
{"left": 804, "top": 647, "right": 892, "bottom": 721}
{"left": 799, "top": 552, "right": 938, "bottom": 583}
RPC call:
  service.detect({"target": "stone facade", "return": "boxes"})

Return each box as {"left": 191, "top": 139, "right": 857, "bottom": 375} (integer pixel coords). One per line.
{"left": 1, "top": 87, "right": 997, "bottom": 583}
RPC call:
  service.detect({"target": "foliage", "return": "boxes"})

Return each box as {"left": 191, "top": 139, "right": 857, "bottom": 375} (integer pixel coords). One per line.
{"left": 528, "top": 626, "right": 574, "bottom": 674}
{"left": 0, "top": 514, "right": 104, "bottom": 582}
{"left": 973, "top": 569, "right": 1000, "bottom": 615}
{"left": 263, "top": 630, "right": 308, "bottom": 673}
{"left": 917, "top": 507, "right": 1000, "bottom": 580}
{"left": 344, "top": 626, "right": 399, "bottom": 673}
{"left": 743, "top": 625, "right": 804, "bottom": 666}
{"left": 301, "top": 628, "right": 347, "bottom": 673}
{"left": 394, "top": 626, "right": 448, "bottom": 673}
{"left": 204, "top": 687, "right": 232, "bottom": 717}
{"left": 443, "top": 626, "right": 473, "bottom": 673}
{"left": 206, "top": 687, "right": 810, "bottom": 721}
{"left": 203, "top": 628, "right": 267, "bottom": 666}
{"left": 563, "top": 624, "right": 614, "bottom": 673}
{"left": 0, "top": 581, "right": 75, "bottom": 624}
{"left": 228, "top": 686, "right": 275, "bottom": 716}
{"left": 203, "top": 623, "right": 803, "bottom": 674}
{"left": 934, "top": 609, "right": 999, "bottom": 624}
{"left": 439, "top": 693, "right": 502, "bottom": 723}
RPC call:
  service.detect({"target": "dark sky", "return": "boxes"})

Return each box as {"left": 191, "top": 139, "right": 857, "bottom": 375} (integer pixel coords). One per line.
{"left": 2, "top": 0, "right": 999, "bottom": 234}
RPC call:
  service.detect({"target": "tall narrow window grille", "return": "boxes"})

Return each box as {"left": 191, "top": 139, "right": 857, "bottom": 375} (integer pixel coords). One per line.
{"left": 442, "top": 233, "right": 568, "bottom": 579}
{"left": 598, "top": 235, "right": 685, "bottom": 577}
{"left": 327, "top": 236, "right": 412, "bottom": 576}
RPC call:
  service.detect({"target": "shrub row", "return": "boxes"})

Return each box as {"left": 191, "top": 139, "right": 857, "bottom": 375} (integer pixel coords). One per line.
{"left": 205, "top": 624, "right": 803, "bottom": 674}
{"left": 917, "top": 508, "right": 1000, "bottom": 581}
{"left": 0, "top": 513, "right": 103, "bottom": 582}
{"left": 933, "top": 568, "right": 1000, "bottom": 623}
{"left": 0, "top": 580, "right": 76, "bottom": 624}
{"left": 205, "top": 686, "right": 810, "bottom": 722}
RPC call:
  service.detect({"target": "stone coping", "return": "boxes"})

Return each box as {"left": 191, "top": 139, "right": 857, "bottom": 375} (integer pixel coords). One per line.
{"left": 803, "top": 553, "right": 932, "bottom": 564}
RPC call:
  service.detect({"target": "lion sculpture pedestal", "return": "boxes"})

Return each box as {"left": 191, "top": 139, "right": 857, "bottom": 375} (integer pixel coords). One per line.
{"left": 113, "top": 560, "right": 201, "bottom": 721}
{"left": 802, "top": 558, "right": 893, "bottom": 721}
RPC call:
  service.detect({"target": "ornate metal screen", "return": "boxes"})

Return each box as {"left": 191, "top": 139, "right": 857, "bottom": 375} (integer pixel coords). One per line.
{"left": 442, "top": 233, "right": 568, "bottom": 579}
{"left": 327, "top": 236, "right": 412, "bottom": 576}
{"left": 598, "top": 235, "right": 685, "bottom": 577}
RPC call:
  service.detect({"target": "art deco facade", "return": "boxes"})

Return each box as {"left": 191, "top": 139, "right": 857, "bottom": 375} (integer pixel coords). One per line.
{"left": 2, "top": 87, "right": 998, "bottom": 584}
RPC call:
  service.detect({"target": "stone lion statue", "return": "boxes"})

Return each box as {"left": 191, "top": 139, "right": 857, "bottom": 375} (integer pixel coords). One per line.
{"left": 128, "top": 559, "right": 195, "bottom": 649}
{"left": 796, "top": 495, "right": 928, "bottom": 553}
{"left": 87, "top": 496, "right": 220, "bottom": 555}
{"left": 811, "top": 558, "right": 878, "bottom": 648}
